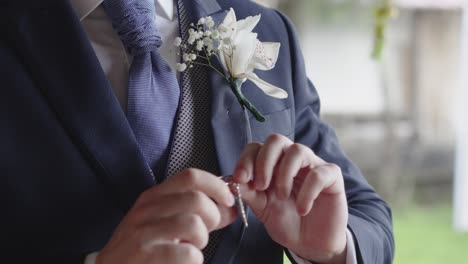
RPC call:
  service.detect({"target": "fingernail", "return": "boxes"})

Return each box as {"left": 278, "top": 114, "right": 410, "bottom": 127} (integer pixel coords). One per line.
{"left": 300, "top": 205, "right": 311, "bottom": 216}
{"left": 240, "top": 170, "right": 249, "bottom": 183}
{"left": 297, "top": 207, "right": 307, "bottom": 216}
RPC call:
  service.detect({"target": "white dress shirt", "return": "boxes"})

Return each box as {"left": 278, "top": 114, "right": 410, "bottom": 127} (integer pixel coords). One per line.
{"left": 69, "top": 0, "right": 358, "bottom": 263}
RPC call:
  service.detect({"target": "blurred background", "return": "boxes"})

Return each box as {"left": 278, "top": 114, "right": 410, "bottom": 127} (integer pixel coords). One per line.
{"left": 255, "top": 0, "right": 468, "bottom": 263}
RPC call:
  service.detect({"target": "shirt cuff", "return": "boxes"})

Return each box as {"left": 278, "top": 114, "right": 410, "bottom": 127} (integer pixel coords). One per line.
{"left": 287, "top": 229, "right": 358, "bottom": 264}
{"left": 84, "top": 252, "right": 99, "bottom": 264}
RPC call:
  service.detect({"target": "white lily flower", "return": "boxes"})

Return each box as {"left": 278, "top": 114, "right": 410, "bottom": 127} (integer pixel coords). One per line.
{"left": 217, "top": 9, "right": 287, "bottom": 99}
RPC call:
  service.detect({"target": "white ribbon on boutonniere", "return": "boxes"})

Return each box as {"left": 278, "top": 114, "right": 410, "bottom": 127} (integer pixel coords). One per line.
{"left": 174, "top": 8, "right": 288, "bottom": 122}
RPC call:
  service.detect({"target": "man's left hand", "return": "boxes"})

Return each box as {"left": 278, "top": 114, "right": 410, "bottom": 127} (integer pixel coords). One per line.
{"left": 233, "top": 134, "right": 348, "bottom": 264}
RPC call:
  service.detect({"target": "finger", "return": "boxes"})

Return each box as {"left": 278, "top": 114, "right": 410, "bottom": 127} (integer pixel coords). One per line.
{"left": 144, "top": 168, "right": 235, "bottom": 207}
{"left": 141, "top": 213, "right": 209, "bottom": 250}
{"left": 275, "top": 143, "right": 316, "bottom": 200}
{"left": 150, "top": 242, "right": 203, "bottom": 264}
{"left": 233, "top": 143, "right": 262, "bottom": 183}
{"left": 295, "top": 163, "right": 343, "bottom": 216}
{"left": 137, "top": 190, "right": 222, "bottom": 231}
{"left": 217, "top": 205, "right": 237, "bottom": 229}
{"left": 255, "top": 134, "right": 292, "bottom": 191}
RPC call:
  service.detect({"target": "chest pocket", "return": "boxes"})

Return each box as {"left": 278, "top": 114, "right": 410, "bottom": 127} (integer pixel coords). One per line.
{"left": 250, "top": 107, "right": 292, "bottom": 142}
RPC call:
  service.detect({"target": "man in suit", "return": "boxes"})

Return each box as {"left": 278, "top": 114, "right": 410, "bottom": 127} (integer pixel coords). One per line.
{"left": 0, "top": 0, "right": 394, "bottom": 263}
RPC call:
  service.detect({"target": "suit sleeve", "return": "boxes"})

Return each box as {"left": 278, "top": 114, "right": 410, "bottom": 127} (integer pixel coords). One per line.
{"left": 274, "top": 11, "right": 395, "bottom": 264}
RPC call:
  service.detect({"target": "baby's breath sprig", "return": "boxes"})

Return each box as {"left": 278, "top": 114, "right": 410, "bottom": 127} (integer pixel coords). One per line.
{"left": 174, "top": 16, "right": 229, "bottom": 81}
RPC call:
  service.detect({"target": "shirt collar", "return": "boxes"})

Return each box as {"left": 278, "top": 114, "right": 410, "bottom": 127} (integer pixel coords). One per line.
{"left": 70, "top": 0, "right": 175, "bottom": 21}
{"left": 156, "top": 0, "right": 175, "bottom": 21}
{"left": 70, "top": 0, "right": 102, "bottom": 20}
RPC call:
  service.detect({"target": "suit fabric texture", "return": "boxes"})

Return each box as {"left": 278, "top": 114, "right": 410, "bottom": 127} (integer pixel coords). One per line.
{"left": 0, "top": 0, "right": 394, "bottom": 263}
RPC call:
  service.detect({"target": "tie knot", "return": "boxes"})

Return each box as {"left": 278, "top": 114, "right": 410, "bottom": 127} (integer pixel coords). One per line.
{"left": 103, "top": 0, "right": 162, "bottom": 54}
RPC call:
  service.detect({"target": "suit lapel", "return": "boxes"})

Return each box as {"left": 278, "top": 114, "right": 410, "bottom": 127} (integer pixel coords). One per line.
{"left": 7, "top": 0, "right": 153, "bottom": 211}
{"left": 180, "top": 0, "right": 227, "bottom": 25}
{"left": 209, "top": 70, "right": 251, "bottom": 264}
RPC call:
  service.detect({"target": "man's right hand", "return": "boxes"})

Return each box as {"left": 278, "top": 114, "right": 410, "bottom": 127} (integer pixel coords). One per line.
{"left": 96, "top": 169, "right": 237, "bottom": 264}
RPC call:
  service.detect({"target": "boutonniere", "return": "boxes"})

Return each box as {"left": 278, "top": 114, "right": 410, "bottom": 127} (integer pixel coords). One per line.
{"left": 174, "top": 8, "right": 288, "bottom": 122}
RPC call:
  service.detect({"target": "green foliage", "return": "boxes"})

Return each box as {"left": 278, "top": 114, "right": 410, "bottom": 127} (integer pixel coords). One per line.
{"left": 277, "top": 0, "right": 393, "bottom": 59}
{"left": 372, "top": 0, "right": 395, "bottom": 60}
{"left": 278, "top": 0, "right": 378, "bottom": 26}
{"left": 394, "top": 206, "right": 468, "bottom": 264}
{"left": 284, "top": 206, "right": 468, "bottom": 263}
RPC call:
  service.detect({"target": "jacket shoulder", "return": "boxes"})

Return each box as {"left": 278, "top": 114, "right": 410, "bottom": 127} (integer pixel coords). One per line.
{"left": 216, "top": 0, "right": 295, "bottom": 39}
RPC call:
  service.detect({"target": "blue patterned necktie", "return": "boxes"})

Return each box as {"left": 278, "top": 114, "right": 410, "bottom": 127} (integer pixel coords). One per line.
{"left": 103, "top": 0, "right": 180, "bottom": 176}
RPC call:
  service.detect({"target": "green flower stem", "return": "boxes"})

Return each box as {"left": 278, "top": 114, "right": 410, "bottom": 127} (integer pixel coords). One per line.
{"left": 229, "top": 79, "right": 266, "bottom": 122}
{"left": 372, "top": 0, "right": 394, "bottom": 60}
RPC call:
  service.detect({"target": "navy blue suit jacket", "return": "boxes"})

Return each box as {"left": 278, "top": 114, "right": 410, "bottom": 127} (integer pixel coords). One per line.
{"left": 0, "top": 0, "right": 394, "bottom": 263}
